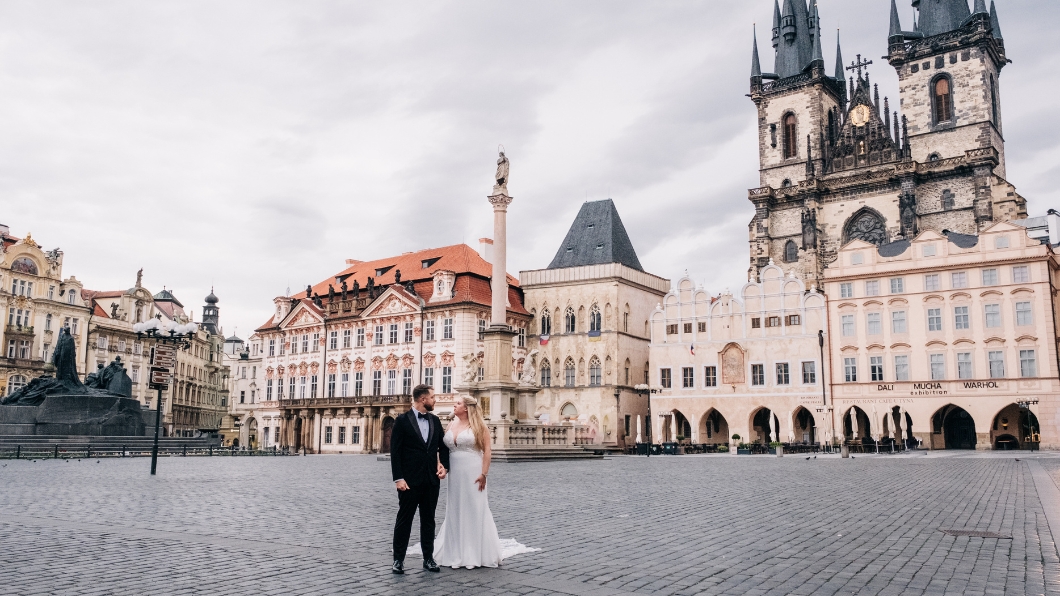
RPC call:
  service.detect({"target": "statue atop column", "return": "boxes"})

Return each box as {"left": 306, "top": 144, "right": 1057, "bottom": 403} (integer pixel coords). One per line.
{"left": 492, "top": 147, "right": 510, "bottom": 197}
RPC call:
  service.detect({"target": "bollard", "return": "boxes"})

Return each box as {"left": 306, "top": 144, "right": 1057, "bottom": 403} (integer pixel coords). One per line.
{"left": 16, "top": 445, "right": 21, "bottom": 459}
{"left": 841, "top": 444, "right": 850, "bottom": 458}
{"left": 54, "top": 445, "right": 59, "bottom": 459}
{"left": 122, "top": 446, "right": 126, "bottom": 458}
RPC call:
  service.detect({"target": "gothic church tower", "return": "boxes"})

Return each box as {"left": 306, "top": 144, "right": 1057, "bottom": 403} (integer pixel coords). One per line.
{"left": 746, "top": 0, "right": 1026, "bottom": 287}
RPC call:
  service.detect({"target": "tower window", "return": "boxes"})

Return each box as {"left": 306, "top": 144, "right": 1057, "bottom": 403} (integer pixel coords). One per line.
{"left": 941, "top": 189, "right": 955, "bottom": 211}
{"left": 784, "top": 240, "right": 798, "bottom": 263}
{"left": 933, "top": 77, "right": 953, "bottom": 123}
{"left": 783, "top": 114, "right": 798, "bottom": 159}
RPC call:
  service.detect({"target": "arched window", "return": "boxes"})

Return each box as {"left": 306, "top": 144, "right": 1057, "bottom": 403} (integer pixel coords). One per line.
{"left": 589, "top": 357, "right": 602, "bottom": 386}
{"left": 45, "top": 314, "right": 52, "bottom": 331}
{"left": 928, "top": 152, "right": 941, "bottom": 162}
{"left": 540, "top": 360, "right": 551, "bottom": 387}
{"left": 844, "top": 209, "right": 888, "bottom": 246}
{"left": 783, "top": 113, "right": 798, "bottom": 158}
{"left": 784, "top": 240, "right": 799, "bottom": 263}
{"left": 6, "top": 375, "right": 27, "bottom": 396}
{"left": 990, "top": 75, "right": 998, "bottom": 126}
{"left": 560, "top": 402, "right": 578, "bottom": 419}
{"left": 589, "top": 304, "right": 601, "bottom": 332}
{"left": 623, "top": 305, "right": 630, "bottom": 332}
{"left": 564, "top": 358, "right": 576, "bottom": 387}
{"left": 564, "top": 307, "right": 576, "bottom": 334}
{"left": 782, "top": 179, "right": 792, "bottom": 188}
{"left": 933, "top": 77, "right": 953, "bottom": 123}
{"left": 539, "top": 309, "right": 552, "bottom": 335}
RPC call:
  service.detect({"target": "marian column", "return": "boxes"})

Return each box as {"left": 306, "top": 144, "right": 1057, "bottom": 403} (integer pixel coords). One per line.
{"left": 477, "top": 149, "right": 518, "bottom": 423}
{"left": 489, "top": 150, "right": 511, "bottom": 326}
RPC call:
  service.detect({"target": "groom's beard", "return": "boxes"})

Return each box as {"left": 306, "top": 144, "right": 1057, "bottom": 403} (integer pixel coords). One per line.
{"left": 422, "top": 402, "right": 434, "bottom": 412}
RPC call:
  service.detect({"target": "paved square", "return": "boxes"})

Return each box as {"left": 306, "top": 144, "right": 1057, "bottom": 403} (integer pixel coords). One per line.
{"left": 2, "top": 452, "right": 1060, "bottom": 595}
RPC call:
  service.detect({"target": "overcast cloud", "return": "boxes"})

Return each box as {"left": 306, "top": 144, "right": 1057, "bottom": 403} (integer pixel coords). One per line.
{"left": 1, "top": 0, "right": 1056, "bottom": 338}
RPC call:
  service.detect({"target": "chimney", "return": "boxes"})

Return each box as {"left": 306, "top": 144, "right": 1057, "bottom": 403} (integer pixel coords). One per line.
{"left": 478, "top": 238, "right": 494, "bottom": 262}
{"left": 345, "top": 259, "right": 363, "bottom": 266}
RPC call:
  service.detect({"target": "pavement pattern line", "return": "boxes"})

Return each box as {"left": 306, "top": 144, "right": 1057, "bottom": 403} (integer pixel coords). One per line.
{"left": 2, "top": 513, "right": 638, "bottom": 596}
{"left": 1030, "top": 460, "right": 1060, "bottom": 560}
{"left": 4, "top": 455, "right": 1060, "bottom": 595}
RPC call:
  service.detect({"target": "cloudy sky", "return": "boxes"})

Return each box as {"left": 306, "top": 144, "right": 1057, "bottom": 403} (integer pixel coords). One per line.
{"left": 2, "top": 0, "right": 1056, "bottom": 338}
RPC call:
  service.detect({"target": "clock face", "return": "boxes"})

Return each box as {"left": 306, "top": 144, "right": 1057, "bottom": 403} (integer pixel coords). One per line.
{"left": 850, "top": 104, "right": 871, "bottom": 127}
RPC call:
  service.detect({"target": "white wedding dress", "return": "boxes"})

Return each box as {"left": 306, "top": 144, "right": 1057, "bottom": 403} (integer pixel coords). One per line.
{"left": 430, "top": 427, "right": 536, "bottom": 569}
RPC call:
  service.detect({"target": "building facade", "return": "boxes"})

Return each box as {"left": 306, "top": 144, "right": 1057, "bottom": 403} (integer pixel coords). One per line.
{"left": 0, "top": 225, "right": 90, "bottom": 397}
{"left": 747, "top": 0, "right": 1024, "bottom": 287}
{"left": 254, "top": 243, "right": 531, "bottom": 454}
{"left": 649, "top": 265, "right": 828, "bottom": 447}
{"left": 520, "top": 200, "right": 669, "bottom": 447}
{"left": 824, "top": 222, "right": 1060, "bottom": 450}
{"left": 83, "top": 281, "right": 230, "bottom": 437}
{"left": 219, "top": 334, "right": 269, "bottom": 449}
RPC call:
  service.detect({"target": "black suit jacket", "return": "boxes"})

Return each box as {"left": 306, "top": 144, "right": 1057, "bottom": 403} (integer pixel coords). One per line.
{"left": 391, "top": 409, "right": 450, "bottom": 488}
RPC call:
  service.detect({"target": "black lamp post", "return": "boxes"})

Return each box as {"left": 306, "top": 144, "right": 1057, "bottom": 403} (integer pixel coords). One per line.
{"left": 135, "top": 318, "right": 197, "bottom": 475}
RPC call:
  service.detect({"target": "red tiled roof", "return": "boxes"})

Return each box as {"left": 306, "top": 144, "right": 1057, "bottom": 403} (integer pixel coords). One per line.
{"left": 300, "top": 244, "right": 518, "bottom": 299}
{"left": 92, "top": 303, "right": 109, "bottom": 317}
{"left": 82, "top": 289, "right": 125, "bottom": 302}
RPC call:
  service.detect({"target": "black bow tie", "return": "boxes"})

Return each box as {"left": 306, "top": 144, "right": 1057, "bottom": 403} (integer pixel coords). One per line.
{"left": 417, "top": 412, "right": 430, "bottom": 420}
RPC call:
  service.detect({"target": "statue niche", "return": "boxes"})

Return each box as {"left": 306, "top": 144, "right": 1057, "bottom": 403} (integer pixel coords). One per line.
{"left": 843, "top": 209, "right": 888, "bottom": 246}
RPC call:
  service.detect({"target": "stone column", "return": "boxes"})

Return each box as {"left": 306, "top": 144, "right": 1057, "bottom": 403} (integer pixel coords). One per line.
{"left": 312, "top": 410, "right": 322, "bottom": 453}
{"left": 488, "top": 195, "right": 512, "bottom": 326}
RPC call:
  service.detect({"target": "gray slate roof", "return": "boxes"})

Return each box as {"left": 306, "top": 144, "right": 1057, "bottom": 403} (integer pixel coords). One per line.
{"left": 547, "top": 199, "right": 644, "bottom": 271}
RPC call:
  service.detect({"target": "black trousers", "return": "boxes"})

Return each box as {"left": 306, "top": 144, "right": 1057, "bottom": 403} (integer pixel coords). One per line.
{"left": 393, "top": 482, "right": 440, "bottom": 561}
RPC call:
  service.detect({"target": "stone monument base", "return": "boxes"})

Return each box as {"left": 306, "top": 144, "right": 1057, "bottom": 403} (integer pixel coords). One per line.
{"left": 0, "top": 394, "right": 146, "bottom": 436}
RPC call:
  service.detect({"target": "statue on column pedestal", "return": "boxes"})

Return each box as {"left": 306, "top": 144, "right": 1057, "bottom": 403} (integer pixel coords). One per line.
{"left": 492, "top": 148, "right": 509, "bottom": 196}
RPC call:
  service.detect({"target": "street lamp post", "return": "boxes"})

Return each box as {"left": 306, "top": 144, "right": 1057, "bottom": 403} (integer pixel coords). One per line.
{"left": 634, "top": 384, "right": 658, "bottom": 457}
{"left": 135, "top": 318, "right": 198, "bottom": 476}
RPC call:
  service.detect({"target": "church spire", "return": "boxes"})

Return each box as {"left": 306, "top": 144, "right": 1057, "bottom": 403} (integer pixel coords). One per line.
{"left": 990, "top": 1, "right": 1003, "bottom": 39}
{"left": 751, "top": 26, "right": 762, "bottom": 78}
{"left": 811, "top": 3, "right": 824, "bottom": 65}
{"left": 771, "top": 0, "right": 781, "bottom": 49}
{"left": 916, "top": 0, "right": 971, "bottom": 37}
{"left": 834, "top": 30, "right": 844, "bottom": 81}
{"left": 973, "top": 0, "right": 988, "bottom": 15}
{"left": 888, "top": 0, "right": 903, "bottom": 38}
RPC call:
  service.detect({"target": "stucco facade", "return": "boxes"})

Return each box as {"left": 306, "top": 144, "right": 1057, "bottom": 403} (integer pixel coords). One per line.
{"left": 521, "top": 263, "right": 668, "bottom": 446}
{"left": 823, "top": 222, "right": 1060, "bottom": 450}
{"left": 648, "top": 265, "right": 828, "bottom": 448}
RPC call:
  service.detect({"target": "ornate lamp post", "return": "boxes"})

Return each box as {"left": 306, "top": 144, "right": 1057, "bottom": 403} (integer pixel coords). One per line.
{"left": 633, "top": 384, "right": 658, "bottom": 456}
{"left": 134, "top": 317, "right": 197, "bottom": 475}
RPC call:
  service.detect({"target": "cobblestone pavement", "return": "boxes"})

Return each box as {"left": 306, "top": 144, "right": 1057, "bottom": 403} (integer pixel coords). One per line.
{"left": 2, "top": 451, "right": 1060, "bottom": 596}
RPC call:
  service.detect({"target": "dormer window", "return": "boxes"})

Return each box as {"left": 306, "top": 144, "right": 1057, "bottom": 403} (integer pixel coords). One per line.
{"left": 375, "top": 266, "right": 394, "bottom": 277}
{"left": 595, "top": 243, "right": 604, "bottom": 250}
{"left": 421, "top": 257, "right": 441, "bottom": 269}
{"left": 566, "top": 246, "right": 573, "bottom": 253}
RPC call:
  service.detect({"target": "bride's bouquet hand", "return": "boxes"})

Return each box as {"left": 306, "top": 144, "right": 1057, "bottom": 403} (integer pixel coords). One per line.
{"left": 475, "top": 474, "right": 487, "bottom": 492}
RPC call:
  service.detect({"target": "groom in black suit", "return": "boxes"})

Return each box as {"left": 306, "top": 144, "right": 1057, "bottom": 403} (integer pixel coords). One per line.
{"left": 391, "top": 384, "right": 450, "bottom": 574}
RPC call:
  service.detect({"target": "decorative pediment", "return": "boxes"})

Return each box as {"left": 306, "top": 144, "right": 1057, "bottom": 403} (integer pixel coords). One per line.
{"left": 360, "top": 287, "right": 420, "bottom": 319}
{"left": 280, "top": 302, "right": 323, "bottom": 329}
{"left": 826, "top": 74, "right": 901, "bottom": 173}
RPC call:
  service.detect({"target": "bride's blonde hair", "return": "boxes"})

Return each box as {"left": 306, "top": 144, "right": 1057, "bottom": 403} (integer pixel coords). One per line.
{"left": 461, "top": 396, "right": 490, "bottom": 454}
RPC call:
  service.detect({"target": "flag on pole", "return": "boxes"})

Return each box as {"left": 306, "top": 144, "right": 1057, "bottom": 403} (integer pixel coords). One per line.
{"left": 690, "top": 343, "right": 695, "bottom": 356}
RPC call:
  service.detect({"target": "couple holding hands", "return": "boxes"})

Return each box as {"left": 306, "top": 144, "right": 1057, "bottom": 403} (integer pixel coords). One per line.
{"left": 391, "top": 384, "right": 528, "bottom": 574}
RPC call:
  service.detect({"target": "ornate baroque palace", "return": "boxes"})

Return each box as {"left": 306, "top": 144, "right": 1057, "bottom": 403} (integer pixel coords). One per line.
{"left": 648, "top": 0, "right": 1060, "bottom": 452}
{"left": 253, "top": 244, "right": 530, "bottom": 453}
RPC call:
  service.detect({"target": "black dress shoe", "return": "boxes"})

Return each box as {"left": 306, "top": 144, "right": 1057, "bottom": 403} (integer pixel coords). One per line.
{"left": 423, "top": 558, "right": 440, "bottom": 572}
{"left": 392, "top": 560, "right": 404, "bottom": 574}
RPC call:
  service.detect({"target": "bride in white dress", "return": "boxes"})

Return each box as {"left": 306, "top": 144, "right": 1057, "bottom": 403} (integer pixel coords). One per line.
{"left": 433, "top": 396, "right": 507, "bottom": 569}
{"left": 421, "top": 396, "right": 536, "bottom": 568}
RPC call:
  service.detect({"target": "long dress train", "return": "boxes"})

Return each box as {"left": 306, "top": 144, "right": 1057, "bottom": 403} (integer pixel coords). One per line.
{"left": 432, "top": 428, "right": 535, "bottom": 568}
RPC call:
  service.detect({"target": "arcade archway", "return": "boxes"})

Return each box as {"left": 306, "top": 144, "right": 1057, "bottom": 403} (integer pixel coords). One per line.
{"left": 931, "top": 405, "right": 976, "bottom": 450}
{"left": 992, "top": 404, "right": 1040, "bottom": 450}
{"left": 699, "top": 409, "right": 730, "bottom": 445}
